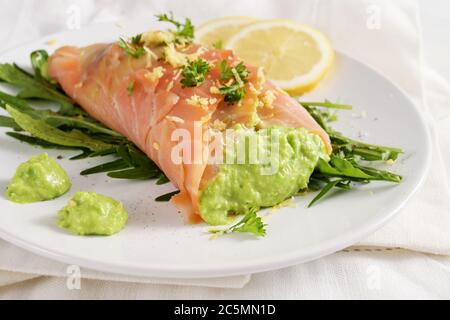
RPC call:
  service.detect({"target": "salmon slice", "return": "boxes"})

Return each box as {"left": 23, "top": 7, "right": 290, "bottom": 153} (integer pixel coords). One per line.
{"left": 48, "top": 38, "right": 331, "bottom": 223}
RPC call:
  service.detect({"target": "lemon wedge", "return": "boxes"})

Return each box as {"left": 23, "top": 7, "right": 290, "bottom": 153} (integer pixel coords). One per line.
{"left": 226, "top": 19, "right": 334, "bottom": 95}
{"left": 196, "top": 16, "right": 257, "bottom": 48}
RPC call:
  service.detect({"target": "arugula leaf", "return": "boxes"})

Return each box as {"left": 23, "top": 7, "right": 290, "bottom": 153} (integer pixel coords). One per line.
{"left": 156, "top": 13, "right": 194, "bottom": 44}
{"left": 155, "top": 190, "right": 180, "bottom": 202}
{"left": 6, "top": 105, "right": 113, "bottom": 152}
{"left": 0, "top": 90, "right": 41, "bottom": 113}
{"left": 330, "top": 132, "right": 403, "bottom": 161}
{"left": 212, "top": 40, "right": 223, "bottom": 49}
{"left": 317, "top": 156, "right": 373, "bottom": 180}
{"left": 0, "top": 63, "right": 75, "bottom": 114}
{"left": 0, "top": 115, "right": 21, "bottom": 130}
{"left": 108, "top": 167, "right": 159, "bottom": 180}
{"left": 302, "top": 104, "right": 337, "bottom": 131}
{"left": 308, "top": 179, "right": 346, "bottom": 208}
{"left": 301, "top": 101, "right": 403, "bottom": 162}
{"left": 125, "top": 144, "right": 158, "bottom": 168}
{"left": 156, "top": 173, "right": 170, "bottom": 185}
{"left": 80, "top": 159, "right": 130, "bottom": 176}
{"left": 1, "top": 91, "right": 121, "bottom": 137}
{"left": 210, "top": 208, "right": 267, "bottom": 237}
{"left": 6, "top": 131, "right": 80, "bottom": 150}
{"left": 88, "top": 148, "right": 117, "bottom": 158}
{"left": 303, "top": 101, "right": 403, "bottom": 207}
{"left": 1, "top": 53, "right": 164, "bottom": 182}
{"left": 181, "top": 59, "right": 210, "bottom": 88}
{"left": 44, "top": 114, "right": 122, "bottom": 137}
{"left": 355, "top": 165, "right": 402, "bottom": 183}
{"left": 70, "top": 149, "right": 93, "bottom": 160}
{"left": 316, "top": 156, "right": 402, "bottom": 183}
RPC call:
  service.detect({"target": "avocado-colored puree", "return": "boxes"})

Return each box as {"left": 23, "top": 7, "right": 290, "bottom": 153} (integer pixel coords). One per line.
{"left": 5, "top": 153, "right": 71, "bottom": 204}
{"left": 199, "top": 127, "right": 328, "bottom": 225}
{"left": 58, "top": 192, "right": 128, "bottom": 236}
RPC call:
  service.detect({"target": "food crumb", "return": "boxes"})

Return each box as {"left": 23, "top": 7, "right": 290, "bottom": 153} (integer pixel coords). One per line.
{"left": 386, "top": 159, "right": 395, "bottom": 165}
{"left": 46, "top": 38, "right": 57, "bottom": 46}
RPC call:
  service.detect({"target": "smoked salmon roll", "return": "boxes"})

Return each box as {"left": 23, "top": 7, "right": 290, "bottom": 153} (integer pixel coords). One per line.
{"left": 48, "top": 27, "right": 331, "bottom": 225}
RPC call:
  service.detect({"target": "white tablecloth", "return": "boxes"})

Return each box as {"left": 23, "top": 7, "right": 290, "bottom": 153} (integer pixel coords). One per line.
{"left": 0, "top": 0, "right": 449, "bottom": 299}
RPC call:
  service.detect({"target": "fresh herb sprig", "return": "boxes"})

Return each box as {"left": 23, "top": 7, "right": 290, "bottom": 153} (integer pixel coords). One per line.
{"left": 0, "top": 115, "right": 22, "bottom": 131}
{"left": 156, "top": 13, "right": 194, "bottom": 44}
{"left": 180, "top": 58, "right": 210, "bottom": 88}
{"left": 118, "top": 34, "right": 146, "bottom": 58}
{"left": 219, "top": 60, "right": 249, "bottom": 104}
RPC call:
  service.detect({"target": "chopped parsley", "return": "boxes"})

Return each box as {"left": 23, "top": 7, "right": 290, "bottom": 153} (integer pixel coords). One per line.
{"left": 127, "top": 80, "right": 135, "bottom": 96}
{"left": 156, "top": 13, "right": 195, "bottom": 44}
{"left": 219, "top": 84, "right": 246, "bottom": 104}
{"left": 118, "top": 34, "right": 146, "bottom": 58}
{"left": 210, "top": 208, "right": 267, "bottom": 237}
{"left": 218, "top": 60, "right": 249, "bottom": 104}
{"left": 180, "top": 59, "right": 210, "bottom": 88}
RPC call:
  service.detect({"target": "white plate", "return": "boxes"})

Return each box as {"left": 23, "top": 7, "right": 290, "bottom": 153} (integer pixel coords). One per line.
{"left": 0, "top": 22, "right": 430, "bottom": 279}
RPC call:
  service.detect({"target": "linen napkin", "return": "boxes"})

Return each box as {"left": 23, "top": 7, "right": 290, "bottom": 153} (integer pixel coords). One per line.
{"left": 0, "top": 0, "right": 449, "bottom": 290}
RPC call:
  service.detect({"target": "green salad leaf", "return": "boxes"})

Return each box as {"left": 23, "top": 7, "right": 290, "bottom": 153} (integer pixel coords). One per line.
{"left": 0, "top": 63, "right": 76, "bottom": 114}
{"left": 304, "top": 101, "right": 403, "bottom": 207}
{"left": 6, "top": 105, "right": 113, "bottom": 152}
{"left": 0, "top": 115, "right": 21, "bottom": 131}
{"left": 30, "top": 50, "right": 52, "bottom": 82}
{"left": 155, "top": 190, "right": 181, "bottom": 202}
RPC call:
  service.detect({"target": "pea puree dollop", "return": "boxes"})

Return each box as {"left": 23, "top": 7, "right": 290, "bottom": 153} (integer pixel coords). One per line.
{"left": 58, "top": 192, "right": 128, "bottom": 236}
{"left": 199, "top": 127, "right": 329, "bottom": 225}
{"left": 5, "top": 153, "right": 71, "bottom": 204}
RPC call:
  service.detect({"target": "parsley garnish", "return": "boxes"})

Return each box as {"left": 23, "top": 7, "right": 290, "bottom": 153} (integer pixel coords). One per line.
{"left": 180, "top": 59, "right": 210, "bottom": 88}
{"left": 156, "top": 13, "right": 195, "bottom": 44}
{"left": 218, "top": 60, "right": 249, "bottom": 104}
{"left": 127, "top": 80, "right": 135, "bottom": 96}
{"left": 219, "top": 84, "right": 246, "bottom": 104}
{"left": 118, "top": 34, "right": 146, "bottom": 58}
{"left": 210, "top": 208, "right": 267, "bottom": 237}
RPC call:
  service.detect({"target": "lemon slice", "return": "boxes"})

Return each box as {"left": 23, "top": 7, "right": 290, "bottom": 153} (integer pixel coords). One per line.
{"left": 196, "top": 16, "right": 257, "bottom": 48}
{"left": 226, "top": 19, "right": 334, "bottom": 95}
